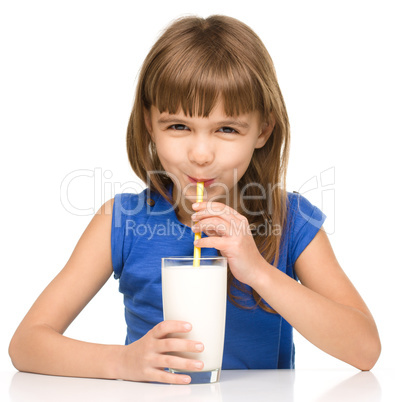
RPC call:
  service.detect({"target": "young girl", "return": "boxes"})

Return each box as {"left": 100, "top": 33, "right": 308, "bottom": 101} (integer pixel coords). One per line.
{"left": 9, "top": 15, "right": 380, "bottom": 385}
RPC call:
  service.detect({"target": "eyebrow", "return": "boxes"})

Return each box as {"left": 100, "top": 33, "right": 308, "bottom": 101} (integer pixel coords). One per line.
{"left": 157, "top": 116, "right": 250, "bottom": 129}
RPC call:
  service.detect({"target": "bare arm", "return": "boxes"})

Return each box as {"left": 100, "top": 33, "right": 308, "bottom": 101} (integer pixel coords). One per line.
{"left": 8, "top": 199, "right": 120, "bottom": 378}
{"left": 9, "top": 199, "right": 203, "bottom": 384}
{"left": 192, "top": 202, "right": 381, "bottom": 371}
{"left": 252, "top": 228, "right": 381, "bottom": 370}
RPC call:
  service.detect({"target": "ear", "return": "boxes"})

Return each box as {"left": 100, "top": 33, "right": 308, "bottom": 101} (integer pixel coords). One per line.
{"left": 255, "top": 113, "right": 275, "bottom": 149}
{"left": 143, "top": 107, "right": 154, "bottom": 139}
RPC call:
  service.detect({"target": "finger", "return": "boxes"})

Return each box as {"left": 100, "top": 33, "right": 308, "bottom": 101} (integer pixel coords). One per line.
{"left": 151, "top": 369, "right": 192, "bottom": 385}
{"left": 156, "top": 354, "right": 204, "bottom": 372}
{"left": 157, "top": 338, "right": 205, "bottom": 354}
{"left": 152, "top": 321, "right": 192, "bottom": 339}
{"left": 192, "top": 201, "right": 230, "bottom": 211}
{"left": 192, "top": 219, "right": 229, "bottom": 237}
{"left": 193, "top": 216, "right": 252, "bottom": 238}
{"left": 194, "top": 236, "right": 229, "bottom": 250}
{"left": 192, "top": 201, "right": 231, "bottom": 215}
{"left": 192, "top": 204, "right": 243, "bottom": 223}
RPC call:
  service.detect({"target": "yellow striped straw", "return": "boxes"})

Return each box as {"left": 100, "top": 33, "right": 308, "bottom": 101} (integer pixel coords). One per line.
{"left": 193, "top": 182, "right": 204, "bottom": 267}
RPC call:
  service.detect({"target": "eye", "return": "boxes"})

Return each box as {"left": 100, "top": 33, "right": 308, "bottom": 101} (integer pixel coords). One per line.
{"left": 218, "top": 126, "right": 239, "bottom": 134}
{"left": 169, "top": 124, "right": 189, "bottom": 131}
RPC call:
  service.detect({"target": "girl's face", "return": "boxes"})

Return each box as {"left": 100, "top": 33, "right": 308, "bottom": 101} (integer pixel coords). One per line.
{"left": 145, "top": 100, "right": 273, "bottom": 209}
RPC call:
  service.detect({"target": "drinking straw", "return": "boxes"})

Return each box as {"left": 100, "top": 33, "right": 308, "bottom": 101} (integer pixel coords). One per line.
{"left": 193, "top": 182, "right": 204, "bottom": 267}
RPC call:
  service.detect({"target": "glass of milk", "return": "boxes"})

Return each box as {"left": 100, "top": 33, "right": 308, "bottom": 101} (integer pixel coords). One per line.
{"left": 161, "top": 256, "right": 227, "bottom": 384}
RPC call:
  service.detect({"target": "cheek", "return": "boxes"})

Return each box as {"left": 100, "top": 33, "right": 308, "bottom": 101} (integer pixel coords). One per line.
{"left": 217, "top": 144, "right": 255, "bottom": 184}
{"left": 220, "top": 144, "right": 255, "bottom": 169}
{"left": 155, "top": 139, "right": 182, "bottom": 169}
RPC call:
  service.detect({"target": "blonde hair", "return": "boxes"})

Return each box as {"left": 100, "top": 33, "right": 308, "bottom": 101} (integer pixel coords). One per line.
{"left": 127, "top": 15, "right": 290, "bottom": 312}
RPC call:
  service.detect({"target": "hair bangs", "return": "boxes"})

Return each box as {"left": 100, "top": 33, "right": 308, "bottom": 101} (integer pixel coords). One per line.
{"left": 144, "top": 44, "right": 264, "bottom": 118}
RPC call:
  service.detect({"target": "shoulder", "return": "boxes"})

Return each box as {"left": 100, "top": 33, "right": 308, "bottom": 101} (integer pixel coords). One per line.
{"left": 283, "top": 191, "right": 327, "bottom": 268}
{"left": 82, "top": 198, "right": 115, "bottom": 243}
{"left": 111, "top": 187, "right": 174, "bottom": 229}
{"left": 286, "top": 191, "right": 316, "bottom": 214}
{"left": 286, "top": 191, "right": 326, "bottom": 232}
{"left": 95, "top": 197, "right": 115, "bottom": 216}
{"left": 113, "top": 188, "right": 167, "bottom": 211}
{"left": 113, "top": 189, "right": 149, "bottom": 209}
{"left": 112, "top": 188, "right": 154, "bottom": 218}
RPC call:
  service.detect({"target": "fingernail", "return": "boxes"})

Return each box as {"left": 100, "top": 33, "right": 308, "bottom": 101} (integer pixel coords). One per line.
{"left": 195, "top": 343, "right": 204, "bottom": 351}
{"left": 194, "top": 361, "right": 204, "bottom": 369}
{"left": 183, "top": 376, "right": 191, "bottom": 383}
{"left": 184, "top": 323, "right": 192, "bottom": 330}
{"left": 191, "top": 225, "right": 198, "bottom": 231}
{"left": 192, "top": 203, "right": 199, "bottom": 209}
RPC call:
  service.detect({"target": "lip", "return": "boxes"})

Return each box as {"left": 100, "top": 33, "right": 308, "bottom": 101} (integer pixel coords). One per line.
{"left": 187, "top": 176, "right": 216, "bottom": 187}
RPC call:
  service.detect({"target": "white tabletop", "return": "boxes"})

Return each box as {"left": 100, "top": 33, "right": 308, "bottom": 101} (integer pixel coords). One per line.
{"left": 1, "top": 369, "right": 393, "bottom": 402}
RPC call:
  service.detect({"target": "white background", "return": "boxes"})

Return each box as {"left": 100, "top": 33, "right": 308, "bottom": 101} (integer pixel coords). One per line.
{"left": 1, "top": 0, "right": 394, "bottom": 373}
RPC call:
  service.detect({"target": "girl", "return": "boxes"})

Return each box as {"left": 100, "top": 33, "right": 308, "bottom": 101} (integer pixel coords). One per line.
{"left": 9, "top": 15, "right": 380, "bottom": 385}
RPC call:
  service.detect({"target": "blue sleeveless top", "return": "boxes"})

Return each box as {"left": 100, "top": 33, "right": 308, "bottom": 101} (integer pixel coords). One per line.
{"left": 111, "top": 188, "right": 325, "bottom": 369}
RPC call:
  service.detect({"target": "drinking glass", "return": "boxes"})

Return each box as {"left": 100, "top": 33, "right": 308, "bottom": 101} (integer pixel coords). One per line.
{"left": 161, "top": 256, "right": 227, "bottom": 384}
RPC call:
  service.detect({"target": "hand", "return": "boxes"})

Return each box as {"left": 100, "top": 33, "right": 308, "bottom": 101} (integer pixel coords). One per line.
{"left": 192, "top": 201, "right": 265, "bottom": 286}
{"left": 118, "top": 320, "right": 204, "bottom": 384}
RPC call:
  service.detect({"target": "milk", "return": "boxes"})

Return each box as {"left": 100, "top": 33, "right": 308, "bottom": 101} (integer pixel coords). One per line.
{"left": 162, "top": 264, "right": 227, "bottom": 371}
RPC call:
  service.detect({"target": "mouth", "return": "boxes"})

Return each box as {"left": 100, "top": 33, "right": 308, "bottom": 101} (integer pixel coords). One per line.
{"left": 187, "top": 176, "right": 216, "bottom": 187}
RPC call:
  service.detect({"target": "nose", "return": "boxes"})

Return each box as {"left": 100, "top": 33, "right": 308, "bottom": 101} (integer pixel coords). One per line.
{"left": 188, "top": 138, "right": 215, "bottom": 166}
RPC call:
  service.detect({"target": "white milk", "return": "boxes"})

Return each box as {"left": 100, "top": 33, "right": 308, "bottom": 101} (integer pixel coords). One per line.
{"left": 162, "top": 264, "right": 227, "bottom": 371}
